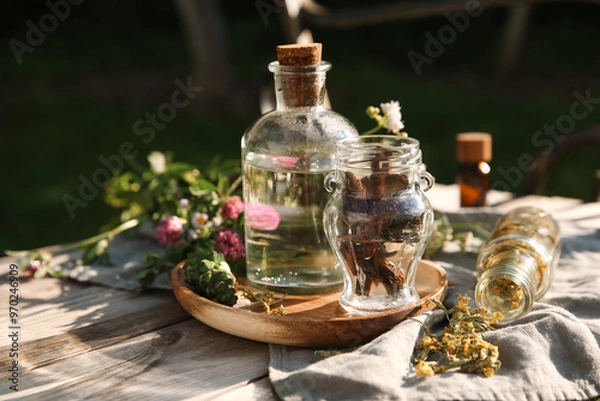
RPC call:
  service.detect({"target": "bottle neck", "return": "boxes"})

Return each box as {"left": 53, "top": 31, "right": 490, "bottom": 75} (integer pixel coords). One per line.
{"left": 269, "top": 61, "right": 329, "bottom": 109}
{"left": 475, "top": 260, "right": 538, "bottom": 322}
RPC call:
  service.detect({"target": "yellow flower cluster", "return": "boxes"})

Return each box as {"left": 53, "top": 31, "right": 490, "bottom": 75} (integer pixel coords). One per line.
{"left": 489, "top": 278, "right": 524, "bottom": 310}
{"left": 414, "top": 294, "right": 503, "bottom": 378}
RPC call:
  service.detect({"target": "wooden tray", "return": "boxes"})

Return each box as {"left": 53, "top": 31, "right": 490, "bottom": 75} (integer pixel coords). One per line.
{"left": 171, "top": 260, "right": 448, "bottom": 348}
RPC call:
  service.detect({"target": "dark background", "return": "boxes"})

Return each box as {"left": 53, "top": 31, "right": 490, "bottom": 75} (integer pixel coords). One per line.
{"left": 1, "top": 0, "right": 599, "bottom": 251}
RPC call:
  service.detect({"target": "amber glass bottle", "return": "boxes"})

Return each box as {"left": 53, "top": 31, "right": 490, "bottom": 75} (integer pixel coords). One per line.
{"left": 456, "top": 132, "right": 492, "bottom": 207}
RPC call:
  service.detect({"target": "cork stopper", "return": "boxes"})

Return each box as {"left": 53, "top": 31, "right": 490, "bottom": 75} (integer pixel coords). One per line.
{"left": 456, "top": 132, "right": 492, "bottom": 162}
{"left": 276, "top": 43, "right": 322, "bottom": 66}
{"left": 273, "top": 43, "right": 325, "bottom": 108}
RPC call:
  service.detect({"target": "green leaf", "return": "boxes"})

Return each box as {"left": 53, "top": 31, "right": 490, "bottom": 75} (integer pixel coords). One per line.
{"left": 166, "top": 246, "right": 186, "bottom": 263}
{"left": 136, "top": 267, "right": 156, "bottom": 288}
{"left": 205, "top": 157, "right": 241, "bottom": 181}
{"left": 228, "top": 258, "right": 246, "bottom": 277}
{"left": 47, "top": 268, "right": 67, "bottom": 278}
{"left": 33, "top": 266, "right": 50, "bottom": 279}
{"left": 211, "top": 251, "right": 226, "bottom": 264}
{"left": 217, "top": 174, "right": 230, "bottom": 194}
{"left": 137, "top": 253, "right": 176, "bottom": 288}
{"left": 167, "top": 162, "right": 197, "bottom": 176}
{"left": 189, "top": 179, "right": 217, "bottom": 197}
{"left": 81, "top": 239, "right": 112, "bottom": 266}
{"left": 233, "top": 212, "right": 245, "bottom": 231}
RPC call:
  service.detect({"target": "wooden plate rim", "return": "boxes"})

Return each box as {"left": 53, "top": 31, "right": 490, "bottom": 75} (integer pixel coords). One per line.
{"left": 171, "top": 259, "right": 448, "bottom": 325}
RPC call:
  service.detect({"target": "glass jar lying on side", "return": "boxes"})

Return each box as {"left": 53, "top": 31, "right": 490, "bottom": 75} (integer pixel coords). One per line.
{"left": 475, "top": 206, "right": 561, "bottom": 322}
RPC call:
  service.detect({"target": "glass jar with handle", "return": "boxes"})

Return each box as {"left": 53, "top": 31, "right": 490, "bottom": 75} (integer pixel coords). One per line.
{"left": 323, "top": 135, "right": 435, "bottom": 315}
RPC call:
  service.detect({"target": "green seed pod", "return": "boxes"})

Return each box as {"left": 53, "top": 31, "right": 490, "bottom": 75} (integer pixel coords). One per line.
{"left": 184, "top": 250, "right": 238, "bottom": 306}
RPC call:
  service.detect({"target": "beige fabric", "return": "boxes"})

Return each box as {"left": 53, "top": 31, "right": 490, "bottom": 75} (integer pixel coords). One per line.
{"left": 269, "top": 186, "right": 600, "bottom": 401}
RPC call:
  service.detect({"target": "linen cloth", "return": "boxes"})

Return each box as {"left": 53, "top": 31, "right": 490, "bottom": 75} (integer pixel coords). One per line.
{"left": 46, "top": 234, "right": 173, "bottom": 291}
{"left": 269, "top": 198, "right": 600, "bottom": 401}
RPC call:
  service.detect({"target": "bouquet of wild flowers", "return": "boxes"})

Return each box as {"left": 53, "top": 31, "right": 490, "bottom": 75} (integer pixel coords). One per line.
{"left": 126, "top": 151, "right": 247, "bottom": 287}
{"left": 8, "top": 151, "right": 247, "bottom": 288}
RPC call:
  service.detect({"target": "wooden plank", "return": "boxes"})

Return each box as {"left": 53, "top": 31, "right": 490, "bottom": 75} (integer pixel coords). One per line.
{"left": 0, "top": 276, "right": 184, "bottom": 344}
{"left": 2, "top": 320, "right": 270, "bottom": 401}
{"left": 0, "top": 301, "right": 191, "bottom": 374}
{"left": 0, "top": 277, "right": 192, "bottom": 374}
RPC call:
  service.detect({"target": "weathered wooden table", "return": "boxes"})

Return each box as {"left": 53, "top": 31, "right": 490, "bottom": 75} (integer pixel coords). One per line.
{"left": 1, "top": 184, "right": 598, "bottom": 400}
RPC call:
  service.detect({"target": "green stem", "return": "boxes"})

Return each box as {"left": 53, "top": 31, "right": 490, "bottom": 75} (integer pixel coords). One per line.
{"left": 5, "top": 219, "right": 140, "bottom": 257}
{"left": 225, "top": 175, "right": 242, "bottom": 197}
{"left": 361, "top": 124, "right": 385, "bottom": 136}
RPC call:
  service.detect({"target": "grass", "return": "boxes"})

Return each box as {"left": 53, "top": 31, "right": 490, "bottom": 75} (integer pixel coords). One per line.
{"left": 1, "top": 1, "right": 599, "bottom": 251}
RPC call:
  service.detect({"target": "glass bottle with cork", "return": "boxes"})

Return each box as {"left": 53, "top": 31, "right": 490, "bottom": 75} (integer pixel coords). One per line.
{"left": 241, "top": 43, "right": 359, "bottom": 295}
{"left": 456, "top": 132, "right": 492, "bottom": 207}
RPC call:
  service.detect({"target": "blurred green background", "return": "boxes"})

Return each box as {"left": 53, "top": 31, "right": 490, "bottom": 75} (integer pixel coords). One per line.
{"left": 1, "top": 0, "right": 599, "bottom": 251}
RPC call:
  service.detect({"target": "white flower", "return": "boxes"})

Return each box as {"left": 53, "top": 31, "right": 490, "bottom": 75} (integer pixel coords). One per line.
{"left": 379, "top": 101, "right": 399, "bottom": 116}
{"left": 212, "top": 215, "right": 223, "bottom": 227}
{"left": 148, "top": 151, "right": 167, "bottom": 174}
{"left": 192, "top": 212, "right": 212, "bottom": 229}
{"left": 387, "top": 117, "right": 404, "bottom": 133}
{"left": 380, "top": 101, "right": 404, "bottom": 133}
{"left": 179, "top": 198, "right": 189, "bottom": 208}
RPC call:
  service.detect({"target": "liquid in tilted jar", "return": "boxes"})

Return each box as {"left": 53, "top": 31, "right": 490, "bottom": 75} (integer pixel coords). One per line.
{"left": 475, "top": 206, "right": 561, "bottom": 321}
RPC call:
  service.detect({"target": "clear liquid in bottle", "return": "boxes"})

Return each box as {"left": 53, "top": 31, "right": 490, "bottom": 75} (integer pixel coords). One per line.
{"left": 244, "top": 154, "right": 341, "bottom": 294}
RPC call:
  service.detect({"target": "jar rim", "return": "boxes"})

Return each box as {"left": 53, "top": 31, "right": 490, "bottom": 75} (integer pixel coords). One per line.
{"left": 338, "top": 135, "right": 420, "bottom": 153}
{"left": 335, "top": 135, "right": 422, "bottom": 169}
{"left": 475, "top": 264, "right": 537, "bottom": 322}
{"left": 268, "top": 61, "right": 332, "bottom": 74}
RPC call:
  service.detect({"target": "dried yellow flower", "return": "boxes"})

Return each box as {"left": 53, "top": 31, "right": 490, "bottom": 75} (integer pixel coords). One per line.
{"left": 413, "top": 294, "right": 503, "bottom": 378}
{"left": 238, "top": 286, "right": 287, "bottom": 315}
{"left": 489, "top": 278, "right": 524, "bottom": 310}
{"left": 456, "top": 294, "right": 470, "bottom": 311}
{"left": 415, "top": 361, "right": 435, "bottom": 378}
